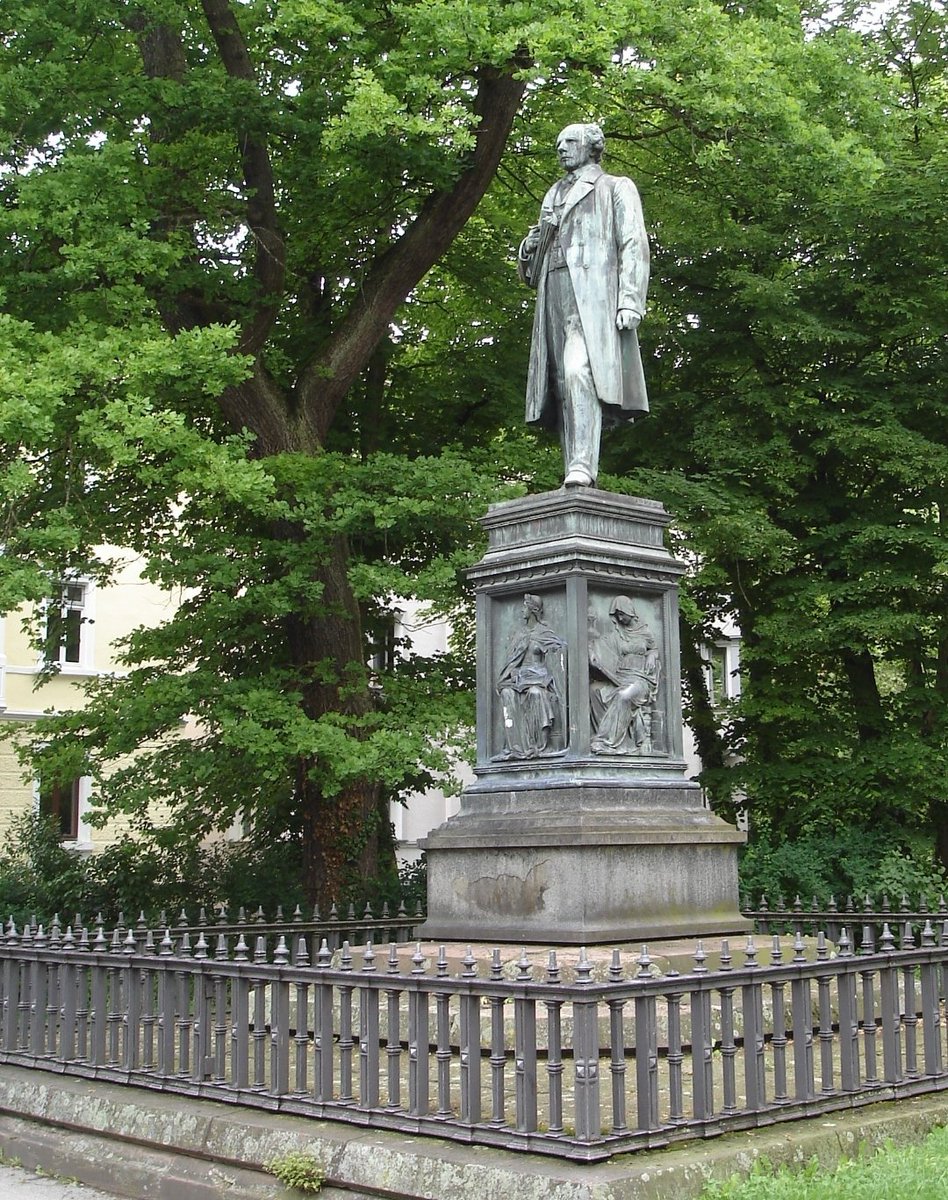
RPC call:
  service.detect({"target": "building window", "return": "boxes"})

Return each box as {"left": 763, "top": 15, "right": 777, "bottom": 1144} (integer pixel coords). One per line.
{"left": 39, "top": 777, "right": 81, "bottom": 841}
{"left": 707, "top": 645, "right": 728, "bottom": 708}
{"left": 705, "top": 640, "right": 740, "bottom": 708}
{"left": 368, "top": 610, "right": 402, "bottom": 675}
{"left": 45, "top": 581, "right": 89, "bottom": 666}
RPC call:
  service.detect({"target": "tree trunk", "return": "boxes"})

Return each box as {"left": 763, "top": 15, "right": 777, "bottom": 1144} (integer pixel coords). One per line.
{"left": 281, "top": 528, "right": 393, "bottom": 904}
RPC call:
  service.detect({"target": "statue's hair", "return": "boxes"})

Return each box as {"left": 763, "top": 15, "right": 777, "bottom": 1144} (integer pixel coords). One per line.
{"left": 523, "top": 593, "right": 544, "bottom": 614}
{"left": 582, "top": 123, "right": 605, "bottom": 162}
{"left": 558, "top": 122, "right": 606, "bottom": 162}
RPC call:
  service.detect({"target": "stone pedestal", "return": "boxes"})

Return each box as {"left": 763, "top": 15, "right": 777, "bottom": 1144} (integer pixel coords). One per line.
{"left": 419, "top": 489, "right": 749, "bottom": 945}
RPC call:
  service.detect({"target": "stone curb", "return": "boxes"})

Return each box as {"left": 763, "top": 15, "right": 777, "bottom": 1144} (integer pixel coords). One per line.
{"left": 1, "top": 1065, "right": 947, "bottom": 1199}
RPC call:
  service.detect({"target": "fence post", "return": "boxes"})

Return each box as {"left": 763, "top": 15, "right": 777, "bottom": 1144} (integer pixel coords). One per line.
{"left": 270, "top": 937, "right": 291, "bottom": 1097}
{"left": 919, "top": 922, "right": 942, "bottom": 1076}
{"left": 901, "top": 922, "right": 919, "bottom": 1081}
{"left": 408, "top": 943, "right": 430, "bottom": 1117}
{"left": 836, "top": 929, "right": 860, "bottom": 1092}
{"left": 435, "top": 947, "right": 453, "bottom": 1119}
{"left": 385, "top": 944, "right": 403, "bottom": 1112}
{"left": 513, "top": 950, "right": 538, "bottom": 1134}
{"left": 2, "top": 929, "right": 20, "bottom": 1052}
{"left": 360, "top": 943, "right": 380, "bottom": 1110}
{"left": 337, "top": 941, "right": 355, "bottom": 1103}
{"left": 488, "top": 949, "right": 505, "bottom": 1126}
{"left": 718, "top": 941, "right": 739, "bottom": 1114}
{"left": 544, "top": 951, "right": 564, "bottom": 1135}
{"left": 313, "top": 939, "right": 334, "bottom": 1103}
{"left": 458, "top": 947, "right": 481, "bottom": 1126}
{"left": 29, "top": 934, "right": 46, "bottom": 1057}
{"left": 90, "top": 931, "right": 108, "bottom": 1067}
{"left": 573, "top": 948, "right": 602, "bottom": 1142}
{"left": 632, "top": 948, "right": 660, "bottom": 1134}
{"left": 607, "top": 950, "right": 628, "bottom": 1134}
{"left": 741, "top": 937, "right": 765, "bottom": 1110}
{"left": 690, "top": 943, "right": 714, "bottom": 1120}
{"left": 124, "top": 934, "right": 141, "bottom": 1073}
{"left": 790, "top": 931, "right": 814, "bottom": 1101}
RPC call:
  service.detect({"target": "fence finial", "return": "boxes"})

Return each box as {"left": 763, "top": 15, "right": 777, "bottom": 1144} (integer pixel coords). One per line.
{"left": 744, "top": 936, "right": 758, "bottom": 969}
{"left": 462, "top": 946, "right": 477, "bottom": 979}
{"left": 609, "top": 948, "right": 623, "bottom": 982}
{"left": 546, "top": 950, "right": 561, "bottom": 984}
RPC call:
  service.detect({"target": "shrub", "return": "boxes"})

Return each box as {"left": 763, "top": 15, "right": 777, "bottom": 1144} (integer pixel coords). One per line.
{"left": 739, "top": 826, "right": 947, "bottom": 907}
{"left": 265, "top": 1151, "right": 325, "bottom": 1194}
{"left": 0, "top": 813, "right": 307, "bottom": 927}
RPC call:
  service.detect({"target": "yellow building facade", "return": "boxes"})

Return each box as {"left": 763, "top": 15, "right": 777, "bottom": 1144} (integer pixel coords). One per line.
{"left": 0, "top": 552, "right": 179, "bottom": 851}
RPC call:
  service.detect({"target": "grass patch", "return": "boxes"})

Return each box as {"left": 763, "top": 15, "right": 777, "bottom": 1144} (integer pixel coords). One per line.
{"left": 701, "top": 1126, "right": 948, "bottom": 1198}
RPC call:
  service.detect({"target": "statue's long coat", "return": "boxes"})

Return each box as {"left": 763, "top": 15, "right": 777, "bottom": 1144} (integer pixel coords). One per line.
{"left": 519, "top": 163, "right": 650, "bottom": 429}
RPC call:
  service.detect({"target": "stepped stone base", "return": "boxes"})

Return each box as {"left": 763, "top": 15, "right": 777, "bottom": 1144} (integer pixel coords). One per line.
{"left": 419, "top": 785, "right": 750, "bottom": 945}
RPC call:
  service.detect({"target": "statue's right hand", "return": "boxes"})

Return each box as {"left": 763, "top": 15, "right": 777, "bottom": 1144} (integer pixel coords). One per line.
{"left": 523, "top": 225, "right": 541, "bottom": 253}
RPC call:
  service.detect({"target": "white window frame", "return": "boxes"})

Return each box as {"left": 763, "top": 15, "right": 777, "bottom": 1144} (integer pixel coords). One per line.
{"left": 40, "top": 577, "right": 96, "bottom": 673}
{"left": 705, "top": 638, "right": 741, "bottom": 708}
{"left": 33, "top": 773, "right": 93, "bottom": 850}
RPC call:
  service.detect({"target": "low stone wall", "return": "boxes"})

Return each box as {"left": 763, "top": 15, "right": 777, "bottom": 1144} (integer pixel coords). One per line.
{"left": 2, "top": 1064, "right": 948, "bottom": 1200}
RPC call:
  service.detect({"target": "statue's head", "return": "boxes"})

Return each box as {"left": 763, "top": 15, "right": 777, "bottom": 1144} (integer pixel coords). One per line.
{"left": 609, "top": 595, "right": 638, "bottom": 622}
{"left": 523, "top": 593, "right": 544, "bottom": 617}
{"left": 556, "top": 122, "right": 605, "bottom": 171}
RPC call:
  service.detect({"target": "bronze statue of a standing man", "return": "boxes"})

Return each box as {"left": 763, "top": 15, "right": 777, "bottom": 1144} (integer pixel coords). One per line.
{"left": 518, "top": 123, "right": 650, "bottom": 487}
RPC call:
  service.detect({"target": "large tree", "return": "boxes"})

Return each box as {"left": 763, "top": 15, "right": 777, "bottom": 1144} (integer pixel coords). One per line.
{"left": 601, "top": 0, "right": 948, "bottom": 871}
{"left": 2, "top": 0, "right": 926, "bottom": 900}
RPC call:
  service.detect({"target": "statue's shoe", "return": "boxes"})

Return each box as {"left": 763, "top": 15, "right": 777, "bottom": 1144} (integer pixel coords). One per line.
{"left": 564, "top": 468, "right": 594, "bottom": 487}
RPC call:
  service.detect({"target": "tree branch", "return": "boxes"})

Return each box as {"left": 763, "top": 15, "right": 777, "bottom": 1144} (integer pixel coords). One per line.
{"left": 297, "top": 65, "right": 526, "bottom": 444}
{"left": 200, "top": 0, "right": 286, "bottom": 358}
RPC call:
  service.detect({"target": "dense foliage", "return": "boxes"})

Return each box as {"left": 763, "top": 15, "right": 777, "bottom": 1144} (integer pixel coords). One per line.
{"left": 0, "top": 0, "right": 945, "bottom": 898}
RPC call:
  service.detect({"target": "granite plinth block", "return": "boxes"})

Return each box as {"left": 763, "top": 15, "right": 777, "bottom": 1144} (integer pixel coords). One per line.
{"left": 419, "top": 820, "right": 748, "bottom": 944}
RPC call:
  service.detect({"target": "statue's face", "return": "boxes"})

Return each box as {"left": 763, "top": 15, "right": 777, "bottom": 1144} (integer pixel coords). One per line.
{"left": 556, "top": 125, "right": 593, "bottom": 173}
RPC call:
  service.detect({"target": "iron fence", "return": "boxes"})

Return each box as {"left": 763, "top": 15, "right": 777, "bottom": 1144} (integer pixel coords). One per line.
{"left": 3, "top": 918, "right": 948, "bottom": 1161}
{"left": 744, "top": 893, "right": 948, "bottom": 946}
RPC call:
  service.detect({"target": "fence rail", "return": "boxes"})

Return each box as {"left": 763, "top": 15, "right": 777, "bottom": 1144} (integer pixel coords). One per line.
{"left": 3, "top": 918, "right": 948, "bottom": 1161}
